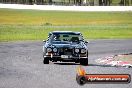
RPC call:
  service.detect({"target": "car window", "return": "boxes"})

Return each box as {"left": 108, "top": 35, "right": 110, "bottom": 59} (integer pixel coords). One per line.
{"left": 51, "top": 33, "right": 83, "bottom": 43}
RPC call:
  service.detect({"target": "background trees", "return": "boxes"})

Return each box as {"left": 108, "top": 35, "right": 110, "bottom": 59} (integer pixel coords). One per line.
{"left": 0, "top": 0, "right": 131, "bottom": 5}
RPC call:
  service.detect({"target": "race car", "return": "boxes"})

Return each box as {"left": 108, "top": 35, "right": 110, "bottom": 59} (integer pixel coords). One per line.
{"left": 43, "top": 31, "right": 89, "bottom": 65}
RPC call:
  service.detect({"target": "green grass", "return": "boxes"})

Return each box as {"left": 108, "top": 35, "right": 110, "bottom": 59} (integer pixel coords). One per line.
{"left": 0, "top": 9, "right": 132, "bottom": 41}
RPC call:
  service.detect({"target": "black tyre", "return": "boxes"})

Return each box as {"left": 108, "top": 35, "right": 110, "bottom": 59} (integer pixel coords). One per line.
{"left": 80, "top": 58, "right": 88, "bottom": 66}
{"left": 43, "top": 57, "right": 49, "bottom": 64}
{"left": 75, "top": 60, "right": 80, "bottom": 63}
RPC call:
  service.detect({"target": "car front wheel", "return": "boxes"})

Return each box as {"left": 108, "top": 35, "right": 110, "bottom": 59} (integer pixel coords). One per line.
{"left": 80, "top": 58, "right": 88, "bottom": 66}
{"left": 43, "top": 57, "right": 49, "bottom": 64}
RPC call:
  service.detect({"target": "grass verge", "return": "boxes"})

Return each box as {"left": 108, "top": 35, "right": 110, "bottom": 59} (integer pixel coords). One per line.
{"left": 0, "top": 9, "right": 132, "bottom": 41}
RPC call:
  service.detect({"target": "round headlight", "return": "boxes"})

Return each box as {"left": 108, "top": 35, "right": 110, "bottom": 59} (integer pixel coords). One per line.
{"left": 75, "top": 48, "right": 79, "bottom": 53}
{"left": 47, "top": 48, "right": 52, "bottom": 52}
{"left": 53, "top": 48, "right": 57, "bottom": 52}
{"left": 81, "top": 49, "right": 86, "bottom": 53}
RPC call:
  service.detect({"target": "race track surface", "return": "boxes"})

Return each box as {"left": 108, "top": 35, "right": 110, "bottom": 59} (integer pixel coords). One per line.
{"left": 0, "top": 39, "right": 132, "bottom": 88}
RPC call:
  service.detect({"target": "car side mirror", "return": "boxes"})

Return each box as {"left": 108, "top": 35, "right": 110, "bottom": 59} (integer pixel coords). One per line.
{"left": 85, "top": 41, "right": 89, "bottom": 44}
{"left": 43, "top": 40, "right": 46, "bottom": 42}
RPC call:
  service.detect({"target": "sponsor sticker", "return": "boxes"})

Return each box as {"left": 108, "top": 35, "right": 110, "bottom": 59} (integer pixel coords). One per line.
{"left": 76, "top": 66, "right": 131, "bottom": 85}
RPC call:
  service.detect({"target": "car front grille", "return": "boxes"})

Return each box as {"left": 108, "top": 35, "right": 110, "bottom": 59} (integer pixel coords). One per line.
{"left": 59, "top": 47, "right": 73, "bottom": 55}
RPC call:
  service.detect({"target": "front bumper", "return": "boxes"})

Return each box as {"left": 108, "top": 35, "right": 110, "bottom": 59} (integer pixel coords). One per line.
{"left": 43, "top": 53, "right": 88, "bottom": 61}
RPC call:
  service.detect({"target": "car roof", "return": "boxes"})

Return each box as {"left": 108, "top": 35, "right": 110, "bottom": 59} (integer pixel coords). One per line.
{"left": 50, "top": 31, "right": 81, "bottom": 34}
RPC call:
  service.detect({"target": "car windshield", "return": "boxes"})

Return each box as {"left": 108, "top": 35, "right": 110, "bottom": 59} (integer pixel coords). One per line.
{"left": 50, "top": 33, "right": 83, "bottom": 43}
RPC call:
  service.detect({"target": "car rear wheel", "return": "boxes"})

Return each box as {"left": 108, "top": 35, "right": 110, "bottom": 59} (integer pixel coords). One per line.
{"left": 43, "top": 57, "right": 49, "bottom": 64}
{"left": 80, "top": 58, "right": 88, "bottom": 66}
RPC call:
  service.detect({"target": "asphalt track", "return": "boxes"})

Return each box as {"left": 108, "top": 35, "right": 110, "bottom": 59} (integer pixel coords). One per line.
{"left": 0, "top": 39, "right": 132, "bottom": 88}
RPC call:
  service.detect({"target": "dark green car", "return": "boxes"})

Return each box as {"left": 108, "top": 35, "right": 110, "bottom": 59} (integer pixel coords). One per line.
{"left": 43, "top": 31, "right": 88, "bottom": 65}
